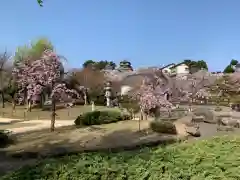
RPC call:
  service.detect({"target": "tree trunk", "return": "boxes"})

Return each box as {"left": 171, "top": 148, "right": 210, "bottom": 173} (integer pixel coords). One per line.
{"left": 40, "top": 93, "right": 44, "bottom": 108}
{"left": 140, "top": 108, "right": 144, "bottom": 120}
{"left": 51, "top": 81, "right": 56, "bottom": 132}
{"left": 1, "top": 91, "right": 4, "bottom": 108}
{"left": 0, "top": 69, "right": 4, "bottom": 108}
{"left": 27, "top": 100, "right": 32, "bottom": 112}
{"left": 24, "top": 87, "right": 27, "bottom": 106}
{"left": 50, "top": 97, "right": 56, "bottom": 132}
{"left": 12, "top": 99, "right": 16, "bottom": 111}
{"left": 138, "top": 117, "right": 141, "bottom": 131}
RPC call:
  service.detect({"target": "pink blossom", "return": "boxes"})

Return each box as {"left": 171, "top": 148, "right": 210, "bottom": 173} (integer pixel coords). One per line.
{"left": 13, "top": 50, "right": 80, "bottom": 103}
{"left": 131, "top": 80, "right": 172, "bottom": 112}
{"left": 195, "top": 88, "right": 211, "bottom": 99}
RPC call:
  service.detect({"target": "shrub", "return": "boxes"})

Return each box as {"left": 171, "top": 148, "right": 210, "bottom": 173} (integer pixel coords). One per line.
{"left": 0, "top": 130, "right": 14, "bottom": 148}
{"left": 157, "top": 117, "right": 178, "bottom": 122}
{"left": 150, "top": 120, "right": 177, "bottom": 134}
{"left": 74, "top": 111, "right": 131, "bottom": 126}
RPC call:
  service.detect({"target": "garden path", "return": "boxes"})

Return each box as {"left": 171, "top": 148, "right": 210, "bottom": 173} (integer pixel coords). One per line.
{"left": 0, "top": 118, "right": 74, "bottom": 134}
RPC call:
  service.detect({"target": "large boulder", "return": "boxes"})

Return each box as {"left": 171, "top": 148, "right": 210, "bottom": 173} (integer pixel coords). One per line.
{"left": 185, "top": 125, "right": 201, "bottom": 137}
{"left": 192, "top": 115, "right": 205, "bottom": 123}
{"left": 193, "top": 107, "right": 216, "bottom": 124}
{"left": 220, "top": 117, "right": 240, "bottom": 128}
{"left": 217, "top": 126, "right": 234, "bottom": 132}
{"left": 177, "top": 113, "right": 193, "bottom": 124}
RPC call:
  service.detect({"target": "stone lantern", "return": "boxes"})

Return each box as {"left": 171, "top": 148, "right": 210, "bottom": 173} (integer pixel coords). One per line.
{"left": 105, "top": 81, "right": 112, "bottom": 107}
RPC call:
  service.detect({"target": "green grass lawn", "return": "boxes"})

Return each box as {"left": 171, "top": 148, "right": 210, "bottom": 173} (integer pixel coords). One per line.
{"left": 0, "top": 104, "right": 120, "bottom": 120}
{"left": 1, "top": 135, "right": 240, "bottom": 180}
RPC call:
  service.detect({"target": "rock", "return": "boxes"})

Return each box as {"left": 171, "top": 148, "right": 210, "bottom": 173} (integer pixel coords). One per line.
{"left": 184, "top": 121, "right": 196, "bottom": 127}
{"left": 221, "top": 118, "right": 240, "bottom": 128}
{"left": 65, "top": 103, "right": 74, "bottom": 108}
{"left": 193, "top": 108, "right": 216, "bottom": 124}
{"left": 177, "top": 113, "right": 193, "bottom": 124}
{"left": 174, "top": 122, "right": 188, "bottom": 137}
{"left": 44, "top": 100, "right": 52, "bottom": 106}
{"left": 192, "top": 115, "right": 205, "bottom": 123}
{"left": 217, "top": 126, "right": 234, "bottom": 132}
{"left": 185, "top": 126, "right": 201, "bottom": 137}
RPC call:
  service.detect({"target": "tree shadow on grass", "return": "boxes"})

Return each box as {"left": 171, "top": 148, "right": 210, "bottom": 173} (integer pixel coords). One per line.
{"left": 3, "top": 129, "right": 178, "bottom": 159}
{"left": 0, "top": 128, "right": 179, "bottom": 176}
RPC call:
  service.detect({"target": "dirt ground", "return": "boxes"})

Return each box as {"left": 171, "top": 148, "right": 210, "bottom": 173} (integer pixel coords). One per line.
{"left": 2, "top": 120, "right": 178, "bottom": 156}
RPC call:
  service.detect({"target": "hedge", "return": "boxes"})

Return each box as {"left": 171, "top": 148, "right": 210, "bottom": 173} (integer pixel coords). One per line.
{"left": 74, "top": 110, "right": 131, "bottom": 126}
{"left": 150, "top": 120, "right": 177, "bottom": 134}
{"left": 0, "top": 130, "right": 14, "bottom": 148}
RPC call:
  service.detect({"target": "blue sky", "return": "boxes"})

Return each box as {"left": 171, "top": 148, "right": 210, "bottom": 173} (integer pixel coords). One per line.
{"left": 1, "top": 0, "right": 240, "bottom": 71}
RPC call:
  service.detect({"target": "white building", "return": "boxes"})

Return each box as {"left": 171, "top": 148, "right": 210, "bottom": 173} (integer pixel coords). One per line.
{"left": 167, "top": 62, "right": 189, "bottom": 76}
{"left": 162, "top": 64, "right": 175, "bottom": 74}
{"left": 175, "top": 63, "right": 189, "bottom": 75}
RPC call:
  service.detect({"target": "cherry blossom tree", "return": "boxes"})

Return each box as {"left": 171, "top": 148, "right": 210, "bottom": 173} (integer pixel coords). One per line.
{"left": 195, "top": 88, "right": 211, "bottom": 104}
{"left": 226, "top": 72, "right": 240, "bottom": 93}
{"left": 13, "top": 49, "right": 80, "bottom": 131}
{"left": 217, "top": 73, "right": 240, "bottom": 109}
{"left": 131, "top": 78, "right": 172, "bottom": 119}
{"left": 184, "top": 75, "right": 213, "bottom": 110}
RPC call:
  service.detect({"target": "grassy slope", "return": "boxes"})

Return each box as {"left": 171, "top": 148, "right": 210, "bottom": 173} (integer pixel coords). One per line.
{"left": 1, "top": 135, "right": 240, "bottom": 180}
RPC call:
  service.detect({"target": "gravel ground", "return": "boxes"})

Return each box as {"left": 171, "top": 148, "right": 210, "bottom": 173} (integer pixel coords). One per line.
{"left": 0, "top": 119, "right": 74, "bottom": 134}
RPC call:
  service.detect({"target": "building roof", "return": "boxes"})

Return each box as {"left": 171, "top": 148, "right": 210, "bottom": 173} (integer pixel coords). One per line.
{"left": 169, "top": 62, "right": 187, "bottom": 69}
{"left": 161, "top": 63, "right": 175, "bottom": 69}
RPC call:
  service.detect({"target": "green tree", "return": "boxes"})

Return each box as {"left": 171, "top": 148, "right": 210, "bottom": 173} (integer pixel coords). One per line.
{"left": 95, "top": 60, "right": 116, "bottom": 70}
{"left": 14, "top": 38, "right": 53, "bottom": 66}
{"left": 14, "top": 45, "right": 31, "bottom": 66}
{"left": 197, "top": 60, "right": 208, "bottom": 70}
{"left": 30, "top": 38, "right": 53, "bottom": 60}
{"left": 223, "top": 65, "right": 235, "bottom": 73}
{"left": 230, "top": 59, "right": 238, "bottom": 66}
{"left": 82, "top": 60, "right": 95, "bottom": 69}
{"left": 183, "top": 59, "right": 208, "bottom": 73}
{"left": 183, "top": 60, "right": 192, "bottom": 66}
{"left": 82, "top": 60, "right": 116, "bottom": 70}
{"left": 223, "top": 59, "right": 238, "bottom": 73}
{"left": 0, "top": 51, "right": 11, "bottom": 108}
